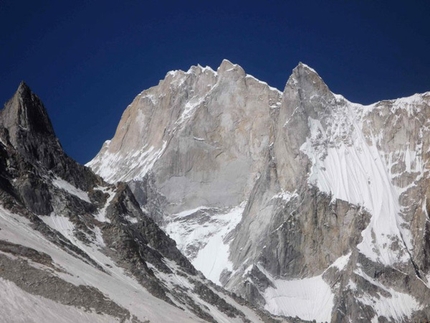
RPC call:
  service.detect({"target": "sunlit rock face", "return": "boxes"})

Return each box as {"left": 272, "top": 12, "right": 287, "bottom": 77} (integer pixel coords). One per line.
{"left": 89, "top": 60, "right": 430, "bottom": 322}
{"left": 89, "top": 59, "right": 282, "bottom": 215}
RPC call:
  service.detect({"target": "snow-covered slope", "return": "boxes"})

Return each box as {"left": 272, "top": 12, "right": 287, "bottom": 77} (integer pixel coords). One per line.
{"left": 0, "top": 207, "right": 203, "bottom": 323}
{"left": 165, "top": 203, "right": 246, "bottom": 286}
{"left": 300, "top": 99, "right": 412, "bottom": 266}
{"left": 88, "top": 61, "right": 430, "bottom": 322}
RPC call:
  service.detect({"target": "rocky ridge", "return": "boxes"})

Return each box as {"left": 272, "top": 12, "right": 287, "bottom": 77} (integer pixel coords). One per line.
{"left": 89, "top": 60, "right": 430, "bottom": 322}
{"left": 0, "top": 83, "right": 281, "bottom": 323}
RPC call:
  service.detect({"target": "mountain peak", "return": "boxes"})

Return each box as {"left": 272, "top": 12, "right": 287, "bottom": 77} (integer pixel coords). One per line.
{"left": 217, "top": 59, "right": 245, "bottom": 76}
{"left": 15, "top": 81, "right": 42, "bottom": 111}
{"left": 1, "top": 82, "right": 101, "bottom": 191}
{"left": 1, "top": 82, "right": 56, "bottom": 142}
{"left": 296, "top": 61, "right": 317, "bottom": 71}
{"left": 0, "top": 82, "right": 62, "bottom": 170}
{"left": 292, "top": 62, "right": 322, "bottom": 81}
{"left": 17, "top": 80, "right": 31, "bottom": 92}
{"left": 285, "top": 62, "right": 331, "bottom": 98}
{"left": 219, "top": 58, "right": 235, "bottom": 69}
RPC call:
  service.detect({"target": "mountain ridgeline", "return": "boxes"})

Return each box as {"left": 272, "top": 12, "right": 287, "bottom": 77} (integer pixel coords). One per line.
{"left": 0, "top": 81, "right": 280, "bottom": 322}
{"left": 0, "top": 59, "right": 429, "bottom": 323}
{"left": 88, "top": 60, "right": 430, "bottom": 322}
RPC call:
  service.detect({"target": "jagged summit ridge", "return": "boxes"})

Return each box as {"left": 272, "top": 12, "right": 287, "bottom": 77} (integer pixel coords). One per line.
{"left": 164, "top": 59, "right": 244, "bottom": 78}
{"left": 88, "top": 60, "right": 283, "bottom": 214}
{"left": 88, "top": 60, "right": 430, "bottom": 322}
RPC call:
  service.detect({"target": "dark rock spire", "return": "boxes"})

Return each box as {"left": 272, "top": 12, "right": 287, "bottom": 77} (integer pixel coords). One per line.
{"left": 0, "top": 81, "right": 60, "bottom": 161}
{"left": 0, "top": 82, "right": 102, "bottom": 191}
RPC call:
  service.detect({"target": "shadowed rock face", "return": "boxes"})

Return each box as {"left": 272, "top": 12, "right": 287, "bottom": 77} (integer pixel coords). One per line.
{"left": 0, "top": 88, "right": 97, "bottom": 216}
{"left": 0, "top": 83, "right": 277, "bottom": 323}
{"left": 0, "top": 82, "right": 101, "bottom": 193}
{"left": 89, "top": 60, "right": 430, "bottom": 322}
{"left": 1, "top": 82, "right": 57, "bottom": 146}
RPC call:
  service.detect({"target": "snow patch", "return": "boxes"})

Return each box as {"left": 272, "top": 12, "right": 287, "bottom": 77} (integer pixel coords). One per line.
{"left": 261, "top": 266, "right": 334, "bottom": 322}
{"left": 330, "top": 252, "right": 351, "bottom": 271}
{"left": 176, "top": 97, "right": 205, "bottom": 125}
{"left": 355, "top": 268, "right": 422, "bottom": 321}
{"left": 271, "top": 190, "right": 297, "bottom": 202}
{"left": 124, "top": 216, "right": 138, "bottom": 224}
{"left": 92, "top": 140, "right": 168, "bottom": 183}
{"left": 300, "top": 110, "right": 411, "bottom": 265}
{"left": 392, "top": 93, "right": 426, "bottom": 116}
{"left": 93, "top": 187, "right": 114, "bottom": 223}
{"left": 93, "top": 227, "right": 105, "bottom": 247}
{"left": 166, "top": 203, "right": 245, "bottom": 285}
{"left": 174, "top": 206, "right": 211, "bottom": 218}
{"left": 52, "top": 177, "right": 90, "bottom": 203}
{"left": 40, "top": 214, "right": 76, "bottom": 241}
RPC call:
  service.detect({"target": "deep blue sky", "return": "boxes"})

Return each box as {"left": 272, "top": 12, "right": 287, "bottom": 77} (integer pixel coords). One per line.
{"left": 1, "top": 1, "right": 430, "bottom": 164}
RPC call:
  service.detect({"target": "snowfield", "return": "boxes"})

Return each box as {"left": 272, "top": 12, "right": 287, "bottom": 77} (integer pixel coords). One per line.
{"left": 166, "top": 203, "right": 246, "bottom": 286}
{"left": 0, "top": 207, "right": 235, "bottom": 323}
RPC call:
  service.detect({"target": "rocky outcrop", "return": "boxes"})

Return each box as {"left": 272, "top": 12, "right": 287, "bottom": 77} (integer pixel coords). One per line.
{"left": 88, "top": 60, "right": 430, "bottom": 322}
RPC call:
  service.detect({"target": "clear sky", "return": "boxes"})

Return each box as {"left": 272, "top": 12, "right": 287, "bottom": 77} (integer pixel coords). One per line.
{"left": 1, "top": 1, "right": 430, "bottom": 164}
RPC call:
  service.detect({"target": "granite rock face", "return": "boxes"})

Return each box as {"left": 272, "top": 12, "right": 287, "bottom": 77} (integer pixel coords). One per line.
{"left": 89, "top": 60, "right": 282, "bottom": 214}
{"left": 0, "top": 83, "right": 277, "bottom": 323}
{"left": 89, "top": 60, "right": 430, "bottom": 322}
